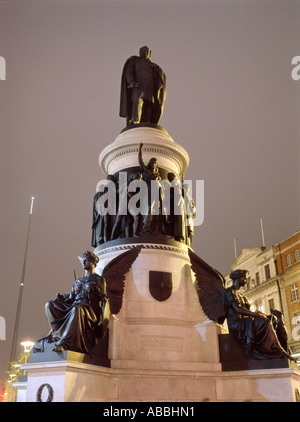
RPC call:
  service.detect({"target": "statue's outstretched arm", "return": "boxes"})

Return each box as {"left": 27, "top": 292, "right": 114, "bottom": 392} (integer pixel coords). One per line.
{"left": 138, "top": 142, "right": 146, "bottom": 172}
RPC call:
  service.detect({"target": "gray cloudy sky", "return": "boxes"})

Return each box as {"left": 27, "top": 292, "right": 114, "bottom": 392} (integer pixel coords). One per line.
{"left": 0, "top": 0, "right": 299, "bottom": 383}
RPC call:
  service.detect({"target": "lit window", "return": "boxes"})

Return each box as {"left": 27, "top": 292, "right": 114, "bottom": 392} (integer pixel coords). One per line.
{"left": 286, "top": 254, "right": 293, "bottom": 267}
{"left": 291, "top": 283, "right": 299, "bottom": 303}
{"left": 292, "top": 312, "right": 300, "bottom": 341}
{"left": 295, "top": 249, "right": 300, "bottom": 263}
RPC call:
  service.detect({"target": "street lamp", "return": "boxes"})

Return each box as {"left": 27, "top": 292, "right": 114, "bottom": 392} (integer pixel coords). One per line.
{"left": 12, "top": 364, "right": 21, "bottom": 370}
{"left": 20, "top": 340, "right": 35, "bottom": 363}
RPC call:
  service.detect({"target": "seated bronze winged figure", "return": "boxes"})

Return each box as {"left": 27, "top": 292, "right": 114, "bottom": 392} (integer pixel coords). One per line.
{"left": 33, "top": 247, "right": 141, "bottom": 354}
{"left": 189, "top": 249, "right": 295, "bottom": 361}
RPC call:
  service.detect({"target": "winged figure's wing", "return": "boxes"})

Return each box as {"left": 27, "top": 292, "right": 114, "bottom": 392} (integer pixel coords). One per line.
{"left": 102, "top": 246, "right": 142, "bottom": 315}
{"left": 188, "top": 249, "right": 227, "bottom": 324}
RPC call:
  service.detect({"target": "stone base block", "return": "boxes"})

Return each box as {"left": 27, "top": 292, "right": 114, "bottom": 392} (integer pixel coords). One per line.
{"left": 216, "top": 367, "right": 300, "bottom": 402}
{"left": 219, "top": 333, "right": 298, "bottom": 371}
{"left": 22, "top": 354, "right": 300, "bottom": 402}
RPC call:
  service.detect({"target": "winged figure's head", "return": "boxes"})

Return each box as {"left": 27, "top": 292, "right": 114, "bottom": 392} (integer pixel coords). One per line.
{"left": 82, "top": 251, "right": 99, "bottom": 270}
{"left": 229, "top": 269, "right": 248, "bottom": 288}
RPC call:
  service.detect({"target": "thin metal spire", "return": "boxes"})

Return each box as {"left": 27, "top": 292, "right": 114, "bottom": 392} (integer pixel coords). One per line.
{"left": 9, "top": 197, "right": 35, "bottom": 365}
{"left": 234, "top": 237, "right": 237, "bottom": 259}
{"left": 260, "top": 217, "right": 266, "bottom": 247}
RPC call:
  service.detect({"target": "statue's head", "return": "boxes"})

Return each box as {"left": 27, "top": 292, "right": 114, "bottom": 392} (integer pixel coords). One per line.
{"left": 167, "top": 172, "right": 176, "bottom": 182}
{"left": 139, "top": 46, "right": 151, "bottom": 59}
{"left": 129, "top": 172, "right": 143, "bottom": 182}
{"left": 229, "top": 269, "right": 248, "bottom": 286}
{"left": 148, "top": 157, "right": 158, "bottom": 171}
{"left": 82, "top": 251, "right": 99, "bottom": 267}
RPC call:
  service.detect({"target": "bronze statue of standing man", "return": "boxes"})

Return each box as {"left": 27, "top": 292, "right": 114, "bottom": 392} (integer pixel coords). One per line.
{"left": 120, "top": 46, "right": 167, "bottom": 127}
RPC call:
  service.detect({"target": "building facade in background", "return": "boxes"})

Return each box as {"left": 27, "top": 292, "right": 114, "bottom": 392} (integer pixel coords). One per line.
{"left": 225, "top": 230, "right": 300, "bottom": 359}
{"left": 274, "top": 230, "right": 300, "bottom": 356}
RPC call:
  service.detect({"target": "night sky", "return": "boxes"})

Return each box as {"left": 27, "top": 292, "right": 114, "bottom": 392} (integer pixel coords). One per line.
{"left": 0, "top": 0, "right": 299, "bottom": 384}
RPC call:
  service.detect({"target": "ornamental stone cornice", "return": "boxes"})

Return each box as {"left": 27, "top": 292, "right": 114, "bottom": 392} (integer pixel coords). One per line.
{"left": 244, "top": 276, "right": 279, "bottom": 295}
{"left": 99, "top": 126, "right": 189, "bottom": 178}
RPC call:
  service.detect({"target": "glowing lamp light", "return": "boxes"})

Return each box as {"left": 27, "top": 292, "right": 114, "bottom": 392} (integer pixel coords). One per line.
{"left": 20, "top": 340, "right": 35, "bottom": 353}
{"left": 20, "top": 340, "right": 35, "bottom": 363}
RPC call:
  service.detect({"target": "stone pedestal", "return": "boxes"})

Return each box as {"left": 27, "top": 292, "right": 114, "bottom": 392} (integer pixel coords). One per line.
{"left": 94, "top": 242, "right": 221, "bottom": 366}
{"left": 22, "top": 126, "right": 300, "bottom": 402}
{"left": 22, "top": 238, "right": 300, "bottom": 402}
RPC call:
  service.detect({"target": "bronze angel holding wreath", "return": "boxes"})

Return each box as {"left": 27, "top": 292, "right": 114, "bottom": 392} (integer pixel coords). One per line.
{"left": 189, "top": 249, "right": 295, "bottom": 361}
{"left": 33, "top": 247, "right": 141, "bottom": 354}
